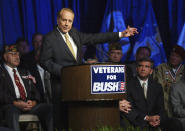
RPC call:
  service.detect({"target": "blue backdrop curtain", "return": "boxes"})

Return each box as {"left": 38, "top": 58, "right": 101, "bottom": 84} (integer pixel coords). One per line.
{"left": 168, "top": 0, "right": 185, "bottom": 46}
{"left": 0, "top": 10, "right": 3, "bottom": 50}
{"left": 0, "top": 0, "right": 23, "bottom": 46}
{"left": 0, "top": 0, "right": 80, "bottom": 50}
{"left": 131, "top": 0, "right": 167, "bottom": 66}
{"left": 96, "top": 0, "right": 166, "bottom": 66}
{"left": 178, "top": 23, "right": 185, "bottom": 49}
{"left": 96, "top": 0, "right": 131, "bottom": 62}
{"left": 0, "top": 0, "right": 185, "bottom": 65}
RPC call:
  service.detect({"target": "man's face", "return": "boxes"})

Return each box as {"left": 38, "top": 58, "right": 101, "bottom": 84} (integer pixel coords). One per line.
{"left": 18, "top": 41, "right": 29, "bottom": 55}
{"left": 169, "top": 52, "right": 183, "bottom": 67}
{"left": 32, "top": 34, "right": 43, "bottom": 50}
{"left": 57, "top": 10, "right": 74, "bottom": 33}
{"left": 4, "top": 52, "right": 20, "bottom": 68}
{"left": 109, "top": 50, "right": 123, "bottom": 63}
{"left": 136, "top": 61, "right": 153, "bottom": 80}
{"left": 136, "top": 48, "right": 150, "bottom": 61}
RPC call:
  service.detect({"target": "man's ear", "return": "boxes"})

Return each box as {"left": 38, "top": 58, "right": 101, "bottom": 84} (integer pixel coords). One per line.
{"left": 56, "top": 16, "right": 60, "bottom": 25}
{"left": 56, "top": 19, "right": 59, "bottom": 25}
{"left": 3, "top": 53, "right": 7, "bottom": 61}
{"left": 150, "top": 69, "right": 153, "bottom": 75}
{"left": 136, "top": 67, "right": 139, "bottom": 73}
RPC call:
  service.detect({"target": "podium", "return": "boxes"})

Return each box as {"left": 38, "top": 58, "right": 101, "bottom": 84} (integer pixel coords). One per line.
{"left": 61, "top": 64, "right": 126, "bottom": 130}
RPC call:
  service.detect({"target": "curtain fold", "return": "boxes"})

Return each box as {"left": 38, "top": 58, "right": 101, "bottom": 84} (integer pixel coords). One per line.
{"left": 0, "top": 0, "right": 80, "bottom": 49}
{"left": 96, "top": 0, "right": 167, "bottom": 66}
{"left": 168, "top": 0, "right": 185, "bottom": 45}
{"left": 0, "top": 0, "right": 184, "bottom": 65}
{"left": 0, "top": 0, "right": 23, "bottom": 45}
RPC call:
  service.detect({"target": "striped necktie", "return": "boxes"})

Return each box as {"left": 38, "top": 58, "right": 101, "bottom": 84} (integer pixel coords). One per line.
{"left": 13, "top": 69, "right": 26, "bottom": 101}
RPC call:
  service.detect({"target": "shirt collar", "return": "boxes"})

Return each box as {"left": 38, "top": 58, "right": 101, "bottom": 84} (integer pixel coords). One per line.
{"left": 57, "top": 27, "right": 69, "bottom": 35}
{"left": 137, "top": 76, "right": 148, "bottom": 86}
{"left": 4, "top": 64, "right": 18, "bottom": 73}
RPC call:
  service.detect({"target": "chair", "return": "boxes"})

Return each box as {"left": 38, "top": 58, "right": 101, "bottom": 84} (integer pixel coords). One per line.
{"left": 19, "top": 114, "right": 42, "bottom": 131}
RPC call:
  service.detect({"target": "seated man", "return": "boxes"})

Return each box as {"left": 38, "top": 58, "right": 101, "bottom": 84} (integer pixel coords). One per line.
{"left": 153, "top": 45, "right": 185, "bottom": 117}
{"left": 28, "top": 33, "right": 52, "bottom": 103}
{"left": 83, "top": 45, "right": 98, "bottom": 64}
{"left": 170, "top": 73, "right": 185, "bottom": 130}
{"left": 108, "top": 42, "right": 123, "bottom": 63}
{"left": 15, "top": 38, "right": 34, "bottom": 70}
{"left": 128, "top": 46, "right": 151, "bottom": 78}
{"left": 0, "top": 45, "right": 53, "bottom": 131}
{"left": 120, "top": 57, "right": 182, "bottom": 130}
{"left": 108, "top": 42, "right": 133, "bottom": 81}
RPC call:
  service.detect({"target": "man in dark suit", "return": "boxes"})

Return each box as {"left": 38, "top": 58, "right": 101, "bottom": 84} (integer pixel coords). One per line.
{"left": 124, "top": 58, "right": 165, "bottom": 129}
{"left": 0, "top": 45, "right": 53, "bottom": 131}
{"left": 28, "top": 33, "right": 52, "bottom": 103}
{"left": 40, "top": 7, "right": 138, "bottom": 130}
{"left": 127, "top": 46, "right": 151, "bottom": 78}
{"left": 120, "top": 57, "right": 183, "bottom": 130}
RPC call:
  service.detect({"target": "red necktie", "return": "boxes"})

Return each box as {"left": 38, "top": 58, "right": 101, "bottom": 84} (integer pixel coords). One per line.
{"left": 13, "top": 69, "right": 26, "bottom": 101}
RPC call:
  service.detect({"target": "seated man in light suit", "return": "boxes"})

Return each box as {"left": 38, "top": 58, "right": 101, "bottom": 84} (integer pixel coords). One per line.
{"left": 0, "top": 45, "right": 53, "bottom": 131}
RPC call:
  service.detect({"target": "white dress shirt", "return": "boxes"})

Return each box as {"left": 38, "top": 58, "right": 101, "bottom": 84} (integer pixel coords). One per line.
{"left": 137, "top": 77, "right": 149, "bottom": 95}
{"left": 137, "top": 77, "right": 149, "bottom": 120}
{"left": 4, "top": 64, "right": 27, "bottom": 99}
{"left": 57, "top": 27, "right": 77, "bottom": 59}
{"left": 137, "top": 77, "right": 148, "bottom": 98}
{"left": 37, "top": 64, "right": 46, "bottom": 93}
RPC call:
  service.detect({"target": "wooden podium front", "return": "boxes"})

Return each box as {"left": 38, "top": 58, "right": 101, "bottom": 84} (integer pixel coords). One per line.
{"left": 61, "top": 64, "right": 126, "bottom": 130}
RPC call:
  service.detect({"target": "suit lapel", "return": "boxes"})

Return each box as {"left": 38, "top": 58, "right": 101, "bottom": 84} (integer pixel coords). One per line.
{"left": 2, "top": 65, "right": 17, "bottom": 98}
{"left": 55, "top": 28, "right": 77, "bottom": 61}
{"left": 146, "top": 78, "right": 153, "bottom": 103}
{"left": 135, "top": 78, "right": 146, "bottom": 100}
{"left": 30, "top": 65, "right": 44, "bottom": 94}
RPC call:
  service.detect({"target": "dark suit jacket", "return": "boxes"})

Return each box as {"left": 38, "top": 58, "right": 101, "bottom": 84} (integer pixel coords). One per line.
{"left": 40, "top": 27, "right": 120, "bottom": 77}
{"left": 28, "top": 64, "right": 52, "bottom": 103}
{"left": 123, "top": 77, "right": 166, "bottom": 127}
{"left": 0, "top": 64, "right": 40, "bottom": 105}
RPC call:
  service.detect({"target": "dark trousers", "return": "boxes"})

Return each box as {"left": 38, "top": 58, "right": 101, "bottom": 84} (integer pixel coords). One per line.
{"left": 160, "top": 117, "right": 183, "bottom": 131}
{"left": 121, "top": 114, "right": 183, "bottom": 131}
{"left": 51, "top": 78, "right": 68, "bottom": 131}
{"left": 3, "top": 103, "right": 53, "bottom": 131}
{"left": 0, "top": 127, "right": 14, "bottom": 131}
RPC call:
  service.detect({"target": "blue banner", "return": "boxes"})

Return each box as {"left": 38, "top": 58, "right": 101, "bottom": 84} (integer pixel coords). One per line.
{"left": 177, "top": 23, "right": 185, "bottom": 50}
{"left": 96, "top": 0, "right": 130, "bottom": 62}
{"left": 131, "top": 0, "right": 167, "bottom": 67}
{"left": 91, "top": 65, "right": 126, "bottom": 94}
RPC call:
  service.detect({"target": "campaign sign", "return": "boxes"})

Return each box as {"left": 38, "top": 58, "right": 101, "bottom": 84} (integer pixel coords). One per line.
{"left": 91, "top": 65, "right": 126, "bottom": 94}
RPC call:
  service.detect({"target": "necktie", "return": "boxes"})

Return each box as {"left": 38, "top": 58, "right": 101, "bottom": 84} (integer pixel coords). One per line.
{"left": 142, "top": 82, "right": 147, "bottom": 98}
{"left": 13, "top": 69, "right": 26, "bottom": 101}
{"left": 64, "top": 34, "right": 76, "bottom": 59}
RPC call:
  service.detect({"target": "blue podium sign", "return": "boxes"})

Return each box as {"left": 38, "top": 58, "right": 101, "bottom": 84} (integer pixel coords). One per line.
{"left": 91, "top": 65, "right": 126, "bottom": 94}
